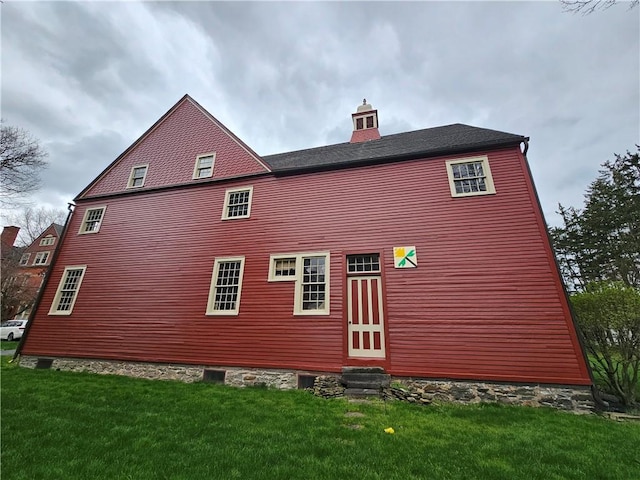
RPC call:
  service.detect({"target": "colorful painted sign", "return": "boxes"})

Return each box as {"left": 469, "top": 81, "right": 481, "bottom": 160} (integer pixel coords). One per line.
{"left": 393, "top": 246, "right": 417, "bottom": 268}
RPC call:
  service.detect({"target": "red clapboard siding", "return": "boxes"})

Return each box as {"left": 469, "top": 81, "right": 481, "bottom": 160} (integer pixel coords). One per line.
{"left": 23, "top": 145, "right": 591, "bottom": 385}
{"left": 82, "top": 97, "right": 268, "bottom": 198}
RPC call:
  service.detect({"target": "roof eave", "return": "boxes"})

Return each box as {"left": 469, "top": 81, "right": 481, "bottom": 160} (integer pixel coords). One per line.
{"left": 270, "top": 138, "right": 528, "bottom": 176}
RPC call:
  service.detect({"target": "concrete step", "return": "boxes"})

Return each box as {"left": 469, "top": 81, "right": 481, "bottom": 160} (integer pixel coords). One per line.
{"left": 342, "top": 366, "right": 386, "bottom": 375}
{"left": 341, "top": 373, "right": 391, "bottom": 386}
{"left": 344, "top": 388, "right": 381, "bottom": 398}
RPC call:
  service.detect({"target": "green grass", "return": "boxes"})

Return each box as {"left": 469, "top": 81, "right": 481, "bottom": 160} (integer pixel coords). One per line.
{"left": 2, "top": 357, "right": 639, "bottom": 480}
{"left": 0, "top": 341, "right": 19, "bottom": 350}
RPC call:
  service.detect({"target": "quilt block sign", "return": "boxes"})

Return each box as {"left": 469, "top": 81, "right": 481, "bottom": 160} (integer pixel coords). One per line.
{"left": 393, "top": 246, "right": 417, "bottom": 268}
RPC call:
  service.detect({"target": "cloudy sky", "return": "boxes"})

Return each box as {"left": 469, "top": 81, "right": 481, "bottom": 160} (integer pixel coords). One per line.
{"left": 2, "top": 1, "right": 638, "bottom": 227}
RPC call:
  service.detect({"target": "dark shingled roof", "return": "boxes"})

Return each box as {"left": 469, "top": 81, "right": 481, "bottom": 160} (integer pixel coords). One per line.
{"left": 263, "top": 123, "right": 527, "bottom": 174}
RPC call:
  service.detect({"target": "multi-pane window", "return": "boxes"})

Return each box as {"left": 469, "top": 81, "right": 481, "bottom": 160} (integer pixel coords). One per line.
{"left": 79, "top": 207, "right": 106, "bottom": 234}
{"left": 19, "top": 253, "right": 31, "bottom": 266}
{"left": 193, "top": 153, "right": 215, "bottom": 179}
{"left": 273, "top": 258, "right": 297, "bottom": 279}
{"left": 446, "top": 156, "right": 495, "bottom": 197}
{"left": 128, "top": 165, "right": 148, "bottom": 188}
{"left": 40, "top": 236, "right": 55, "bottom": 246}
{"left": 33, "top": 251, "right": 50, "bottom": 265}
{"left": 206, "top": 257, "right": 245, "bottom": 315}
{"left": 301, "top": 257, "right": 326, "bottom": 311}
{"left": 268, "top": 252, "right": 330, "bottom": 315}
{"left": 49, "top": 266, "right": 86, "bottom": 315}
{"left": 222, "top": 187, "right": 253, "bottom": 220}
{"left": 347, "top": 254, "right": 380, "bottom": 274}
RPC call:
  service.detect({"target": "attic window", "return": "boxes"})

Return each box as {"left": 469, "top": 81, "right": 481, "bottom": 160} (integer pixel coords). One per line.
{"left": 193, "top": 153, "right": 215, "bottom": 179}
{"left": 446, "top": 156, "right": 496, "bottom": 197}
{"left": 127, "top": 165, "right": 148, "bottom": 188}
{"left": 40, "top": 235, "right": 55, "bottom": 247}
{"left": 79, "top": 206, "right": 106, "bottom": 234}
{"left": 222, "top": 186, "right": 253, "bottom": 220}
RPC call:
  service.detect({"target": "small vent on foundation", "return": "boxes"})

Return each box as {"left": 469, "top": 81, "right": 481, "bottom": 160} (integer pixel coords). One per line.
{"left": 203, "top": 369, "right": 226, "bottom": 383}
{"left": 35, "top": 358, "right": 53, "bottom": 369}
{"left": 298, "top": 374, "right": 317, "bottom": 389}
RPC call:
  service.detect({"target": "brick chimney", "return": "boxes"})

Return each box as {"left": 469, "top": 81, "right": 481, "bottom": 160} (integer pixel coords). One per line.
{"left": 350, "top": 99, "right": 381, "bottom": 143}
{"left": 1, "top": 226, "right": 20, "bottom": 248}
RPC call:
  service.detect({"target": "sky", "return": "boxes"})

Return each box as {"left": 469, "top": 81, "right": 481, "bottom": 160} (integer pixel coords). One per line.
{"left": 1, "top": 1, "right": 638, "bottom": 228}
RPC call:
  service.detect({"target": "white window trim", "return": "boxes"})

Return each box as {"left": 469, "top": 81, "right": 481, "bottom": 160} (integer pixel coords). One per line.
{"left": 221, "top": 186, "right": 254, "bottom": 220}
{"left": 127, "top": 164, "right": 149, "bottom": 189}
{"left": 206, "top": 256, "right": 246, "bottom": 316}
{"left": 33, "top": 251, "right": 50, "bottom": 266}
{"left": 445, "top": 155, "right": 496, "bottom": 198}
{"left": 48, "top": 265, "right": 87, "bottom": 315}
{"left": 192, "top": 152, "right": 216, "bottom": 180}
{"left": 40, "top": 236, "right": 55, "bottom": 246}
{"left": 353, "top": 114, "right": 378, "bottom": 131}
{"left": 78, "top": 206, "right": 107, "bottom": 234}
{"left": 269, "top": 251, "right": 330, "bottom": 316}
{"left": 19, "top": 253, "right": 31, "bottom": 266}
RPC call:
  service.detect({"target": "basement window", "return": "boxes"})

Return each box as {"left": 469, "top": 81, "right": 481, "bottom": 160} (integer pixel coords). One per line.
{"left": 78, "top": 206, "right": 106, "bottom": 234}
{"left": 297, "top": 374, "right": 317, "bottom": 389}
{"left": 203, "top": 369, "right": 226, "bottom": 383}
{"left": 206, "top": 257, "right": 245, "bottom": 315}
{"left": 222, "top": 186, "right": 253, "bottom": 220}
{"left": 35, "top": 358, "right": 53, "bottom": 369}
{"left": 446, "top": 156, "right": 496, "bottom": 197}
{"left": 127, "top": 165, "right": 148, "bottom": 188}
{"left": 49, "top": 265, "right": 87, "bottom": 315}
{"left": 193, "top": 153, "right": 215, "bottom": 179}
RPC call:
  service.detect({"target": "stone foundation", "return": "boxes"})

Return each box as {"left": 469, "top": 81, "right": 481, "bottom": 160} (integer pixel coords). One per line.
{"left": 382, "top": 379, "right": 595, "bottom": 413}
{"left": 19, "top": 355, "right": 299, "bottom": 389}
{"left": 19, "top": 356, "right": 595, "bottom": 413}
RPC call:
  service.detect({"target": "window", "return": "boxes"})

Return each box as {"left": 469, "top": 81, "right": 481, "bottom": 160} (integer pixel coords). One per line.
{"left": 347, "top": 254, "right": 380, "bottom": 274}
{"left": 33, "top": 251, "right": 50, "bottom": 265}
{"left": 222, "top": 186, "right": 253, "bottom": 220}
{"left": 366, "top": 116, "right": 374, "bottom": 128}
{"left": 445, "top": 156, "right": 496, "bottom": 197}
{"left": 193, "top": 153, "right": 215, "bottom": 179}
{"left": 268, "top": 252, "right": 330, "bottom": 315}
{"left": 49, "top": 266, "right": 87, "bottom": 315}
{"left": 127, "top": 165, "right": 148, "bottom": 188}
{"left": 79, "top": 206, "right": 106, "bottom": 234}
{"left": 40, "top": 235, "right": 55, "bottom": 246}
{"left": 19, "top": 253, "right": 30, "bottom": 266}
{"left": 206, "top": 257, "right": 245, "bottom": 315}
{"left": 356, "top": 118, "right": 364, "bottom": 130}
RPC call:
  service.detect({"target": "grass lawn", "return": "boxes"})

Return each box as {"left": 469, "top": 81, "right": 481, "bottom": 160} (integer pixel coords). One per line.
{"left": 1, "top": 341, "right": 19, "bottom": 351}
{"left": 2, "top": 357, "right": 639, "bottom": 480}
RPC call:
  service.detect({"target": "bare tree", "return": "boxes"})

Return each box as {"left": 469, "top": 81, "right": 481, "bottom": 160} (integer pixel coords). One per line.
{"left": 0, "top": 248, "right": 41, "bottom": 322}
{"left": 561, "top": 0, "right": 639, "bottom": 14}
{"left": 5, "top": 206, "right": 67, "bottom": 246}
{"left": 0, "top": 121, "right": 48, "bottom": 207}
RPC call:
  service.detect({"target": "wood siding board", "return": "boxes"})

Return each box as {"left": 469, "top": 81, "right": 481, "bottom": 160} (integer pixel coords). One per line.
{"left": 23, "top": 145, "right": 591, "bottom": 385}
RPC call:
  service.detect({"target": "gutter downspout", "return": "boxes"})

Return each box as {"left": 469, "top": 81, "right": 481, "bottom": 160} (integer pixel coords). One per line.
{"left": 12, "top": 203, "right": 76, "bottom": 362}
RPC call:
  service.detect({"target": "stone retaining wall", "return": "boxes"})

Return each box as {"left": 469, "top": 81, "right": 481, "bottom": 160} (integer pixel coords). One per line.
{"left": 19, "top": 356, "right": 595, "bottom": 412}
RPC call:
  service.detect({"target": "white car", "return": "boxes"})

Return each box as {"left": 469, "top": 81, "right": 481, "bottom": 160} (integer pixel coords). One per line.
{"left": 0, "top": 320, "right": 28, "bottom": 341}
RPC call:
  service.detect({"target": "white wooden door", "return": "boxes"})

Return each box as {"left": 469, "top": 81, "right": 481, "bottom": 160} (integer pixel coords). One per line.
{"left": 347, "top": 276, "right": 386, "bottom": 358}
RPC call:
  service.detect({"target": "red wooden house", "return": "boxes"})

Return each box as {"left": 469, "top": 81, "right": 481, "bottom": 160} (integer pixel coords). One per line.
{"left": 19, "top": 96, "right": 592, "bottom": 398}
